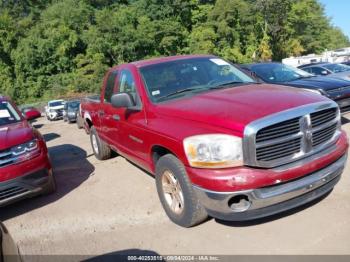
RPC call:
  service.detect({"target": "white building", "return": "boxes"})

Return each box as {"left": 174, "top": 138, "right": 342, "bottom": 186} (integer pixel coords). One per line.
{"left": 282, "top": 47, "right": 350, "bottom": 67}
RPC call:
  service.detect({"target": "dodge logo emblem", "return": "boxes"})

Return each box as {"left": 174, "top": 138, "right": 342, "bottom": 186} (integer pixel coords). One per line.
{"left": 300, "top": 115, "right": 313, "bottom": 153}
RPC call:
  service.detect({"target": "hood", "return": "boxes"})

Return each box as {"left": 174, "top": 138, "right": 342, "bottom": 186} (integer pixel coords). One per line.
{"left": 154, "top": 83, "right": 328, "bottom": 135}
{"left": 68, "top": 107, "right": 79, "bottom": 113}
{"left": 283, "top": 76, "right": 350, "bottom": 91}
{"left": 50, "top": 105, "right": 64, "bottom": 110}
{"left": 330, "top": 71, "right": 350, "bottom": 81}
{"left": 0, "top": 121, "right": 34, "bottom": 150}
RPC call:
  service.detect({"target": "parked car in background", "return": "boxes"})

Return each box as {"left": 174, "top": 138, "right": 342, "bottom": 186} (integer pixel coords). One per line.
{"left": 298, "top": 62, "right": 350, "bottom": 81}
{"left": 63, "top": 100, "right": 80, "bottom": 123}
{"left": 0, "top": 221, "right": 21, "bottom": 262}
{"left": 0, "top": 96, "right": 56, "bottom": 207}
{"left": 241, "top": 62, "right": 350, "bottom": 114}
{"left": 45, "top": 99, "right": 65, "bottom": 121}
{"left": 76, "top": 103, "right": 84, "bottom": 129}
{"left": 81, "top": 55, "right": 348, "bottom": 227}
{"left": 20, "top": 106, "right": 41, "bottom": 121}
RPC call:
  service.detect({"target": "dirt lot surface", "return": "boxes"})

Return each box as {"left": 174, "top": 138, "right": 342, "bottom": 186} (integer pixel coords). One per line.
{"left": 1, "top": 116, "right": 350, "bottom": 259}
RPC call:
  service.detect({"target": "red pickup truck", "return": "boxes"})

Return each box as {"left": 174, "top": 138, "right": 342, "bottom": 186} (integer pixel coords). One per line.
{"left": 0, "top": 96, "right": 56, "bottom": 206}
{"left": 81, "top": 55, "right": 348, "bottom": 227}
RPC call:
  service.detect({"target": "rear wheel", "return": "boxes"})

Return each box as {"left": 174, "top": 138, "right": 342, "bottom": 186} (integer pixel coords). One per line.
{"left": 90, "top": 126, "right": 112, "bottom": 160}
{"left": 155, "top": 154, "right": 208, "bottom": 227}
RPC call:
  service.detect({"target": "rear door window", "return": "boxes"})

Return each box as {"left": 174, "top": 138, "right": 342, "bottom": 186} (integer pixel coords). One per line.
{"left": 118, "top": 69, "right": 141, "bottom": 106}
{"left": 104, "top": 70, "right": 118, "bottom": 103}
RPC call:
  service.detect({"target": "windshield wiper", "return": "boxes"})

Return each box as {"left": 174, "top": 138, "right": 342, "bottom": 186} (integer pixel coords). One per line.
{"left": 207, "top": 81, "right": 250, "bottom": 90}
{"left": 159, "top": 87, "right": 206, "bottom": 100}
{"left": 157, "top": 81, "right": 253, "bottom": 101}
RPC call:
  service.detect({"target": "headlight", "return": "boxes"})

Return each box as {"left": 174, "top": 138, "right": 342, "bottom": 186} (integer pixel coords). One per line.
{"left": 11, "top": 139, "right": 40, "bottom": 162}
{"left": 183, "top": 134, "right": 243, "bottom": 168}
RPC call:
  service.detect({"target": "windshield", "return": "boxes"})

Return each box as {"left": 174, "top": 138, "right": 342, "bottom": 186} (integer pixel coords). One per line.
{"left": 0, "top": 101, "right": 21, "bottom": 126}
{"left": 323, "top": 63, "right": 350, "bottom": 73}
{"left": 49, "top": 101, "right": 64, "bottom": 107}
{"left": 140, "top": 57, "right": 255, "bottom": 102}
{"left": 68, "top": 101, "right": 80, "bottom": 109}
{"left": 251, "top": 63, "right": 314, "bottom": 83}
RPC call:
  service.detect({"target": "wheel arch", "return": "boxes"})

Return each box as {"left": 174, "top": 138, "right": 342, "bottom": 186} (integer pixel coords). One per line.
{"left": 151, "top": 145, "right": 180, "bottom": 172}
{"left": 83, "top": 112, "right": 93, "bottom": 133}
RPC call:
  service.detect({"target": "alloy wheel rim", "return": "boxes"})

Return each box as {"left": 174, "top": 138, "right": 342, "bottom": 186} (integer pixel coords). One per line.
{"left": 161, "top": 170, "right": 184, "bottom": 214}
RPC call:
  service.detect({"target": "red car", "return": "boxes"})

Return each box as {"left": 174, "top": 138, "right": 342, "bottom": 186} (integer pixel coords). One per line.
{"left": 81, "top": 55, "right": 348, "bottom": 227}
{"left": 0, "top": 96, "right": 56, "bottom": 207}
{"left": 21, "top": 106, "right": 41, "bottom": 121}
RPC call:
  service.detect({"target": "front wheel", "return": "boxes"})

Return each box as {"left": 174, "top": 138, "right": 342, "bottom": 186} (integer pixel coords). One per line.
{"left": 90, "top": 126, "right": 112, "bottom": 160}
{"left": 42, "top": 172, "right": 56, "bottom": 195}
{"left": 155, "top": 154, "right": 208, "bottom": 227}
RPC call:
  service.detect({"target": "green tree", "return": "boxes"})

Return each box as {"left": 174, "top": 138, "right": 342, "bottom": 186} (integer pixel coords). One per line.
{"left": 0, "top": 0, "right": 349, "bottom": 103}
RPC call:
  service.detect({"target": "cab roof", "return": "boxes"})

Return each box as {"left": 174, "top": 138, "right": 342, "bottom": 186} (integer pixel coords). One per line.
{"left": 130, "top": 54, "right": 215, "bottom": 68}
{"left": 49, "top": 99, "right": 64, "bottom": 103}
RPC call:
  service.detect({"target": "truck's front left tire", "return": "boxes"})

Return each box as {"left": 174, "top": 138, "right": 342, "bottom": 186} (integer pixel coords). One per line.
{"left": 155, "top": 154, "right": 208, "bottom": 227}
{"left": 90, "top": 126, "right": 112, "bottom": 160}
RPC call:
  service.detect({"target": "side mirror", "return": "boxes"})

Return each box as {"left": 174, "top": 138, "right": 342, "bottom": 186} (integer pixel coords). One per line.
{"left": 111, "top": 93, "right": 135, "bottom": 108}
{"left": 321, "top": 70, "right": 329, "bottom": 75}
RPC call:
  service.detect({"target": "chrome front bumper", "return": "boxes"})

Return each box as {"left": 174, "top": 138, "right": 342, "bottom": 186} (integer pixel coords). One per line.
{"left": 193, "top": 154, "right": 347, "bottom": 221}
{"left": 336, "top": 98, "right": 350, "bottom": 114}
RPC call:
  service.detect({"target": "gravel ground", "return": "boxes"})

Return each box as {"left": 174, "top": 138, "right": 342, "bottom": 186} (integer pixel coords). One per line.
{"left": 1, "top": 116, "right": 350, "bottom": 259}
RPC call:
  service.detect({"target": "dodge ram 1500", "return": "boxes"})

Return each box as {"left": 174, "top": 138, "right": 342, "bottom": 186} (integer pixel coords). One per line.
{"left": 81, "top": 55, "right": 348, "bottom": 227}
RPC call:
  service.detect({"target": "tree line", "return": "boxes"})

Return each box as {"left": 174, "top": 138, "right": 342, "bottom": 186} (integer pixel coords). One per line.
{"left": 0, "top": 0, "right": 349, "bottom": 103}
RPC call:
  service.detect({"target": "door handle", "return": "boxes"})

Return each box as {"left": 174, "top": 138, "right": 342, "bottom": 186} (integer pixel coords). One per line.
{"left": 113, "top": 114, "right": 120, "bottom": 121}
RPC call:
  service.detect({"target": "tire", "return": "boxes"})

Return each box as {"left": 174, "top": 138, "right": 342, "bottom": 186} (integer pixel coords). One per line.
{"left": 77, "top": 117, "right": 83, "bottom": 129}
{"left": 90, "top": 126, "right": 112, "bottom": 160}
{"left": 155, "top": 154, "right": 208, "bottom": 227}
{"left": 42, "top": 173, "right": 56, "bottom": 195}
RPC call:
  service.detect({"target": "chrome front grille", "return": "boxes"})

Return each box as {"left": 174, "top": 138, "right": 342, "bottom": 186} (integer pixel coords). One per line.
{"left": 310, "top": 108, "right": 337, "bottom": 127}
{"left": 256, "top": 137, "right": 302, "bottom": 162}
{"left": 256, "top": 117, "right": 300, "bottom": 143}
{"left": 326, "top": 86, "right": 350, "bottom": 94}
{"left": 243, "top": 102, "right": 341, "bottom": 168}
{"left": 312, "top": 123, "right": 337, "bottom": 147}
